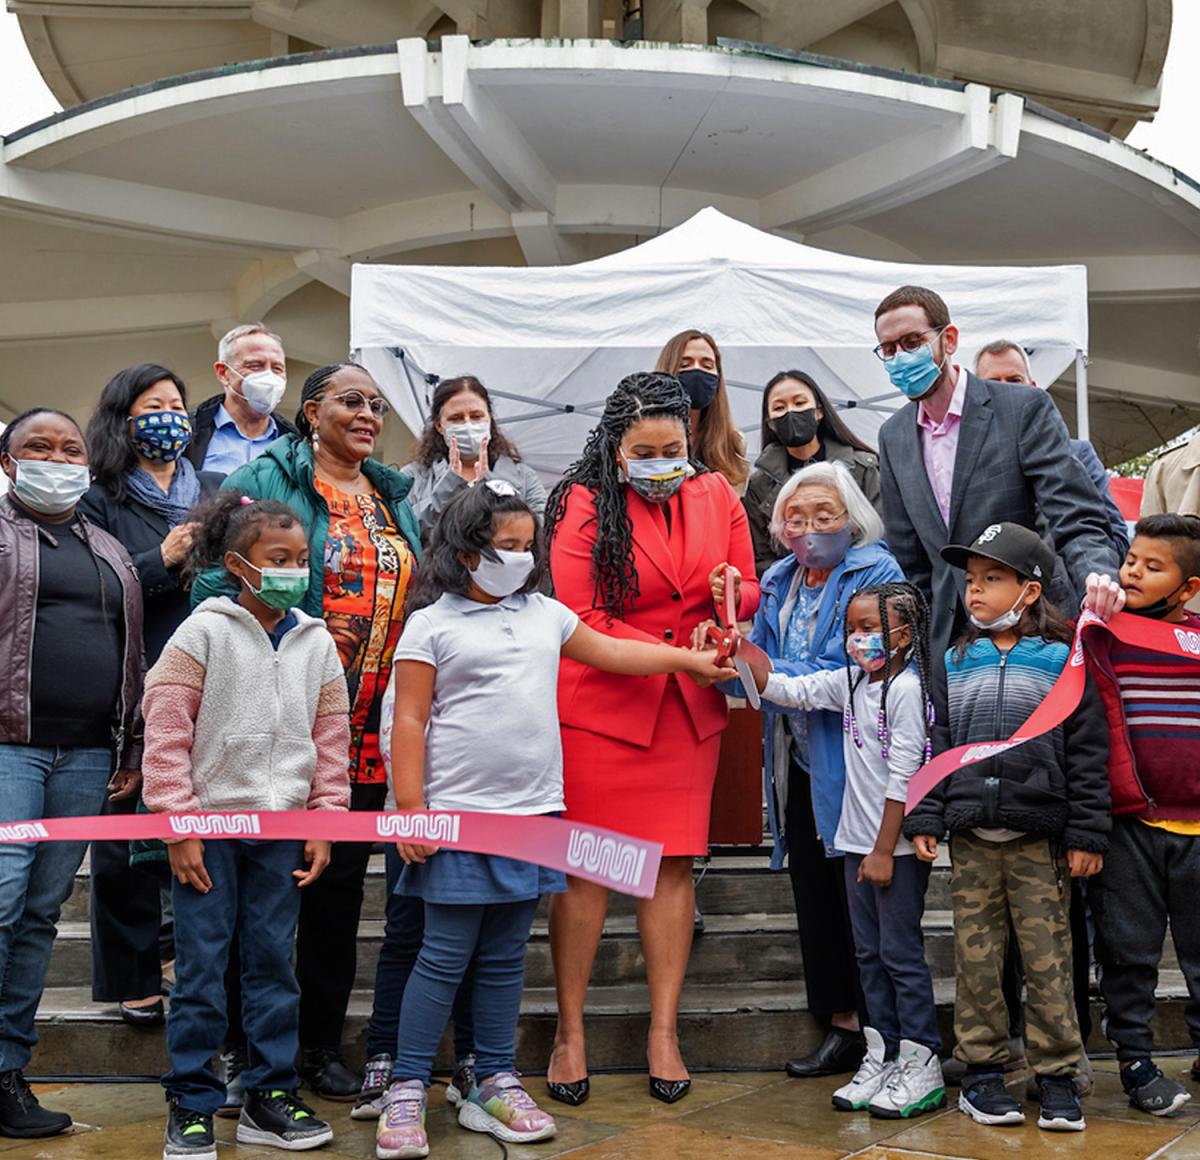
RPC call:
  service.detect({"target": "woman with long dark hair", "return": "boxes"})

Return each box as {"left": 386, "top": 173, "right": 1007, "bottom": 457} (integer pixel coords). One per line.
{"left": 80, "top": 364, "right": 223, "bottom": 1027}
{"left": 744, "top": 371, "right": 880, "bottom": 576}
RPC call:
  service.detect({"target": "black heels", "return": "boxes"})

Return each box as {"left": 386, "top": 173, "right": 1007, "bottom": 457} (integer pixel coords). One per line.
{"left": 649, "top": 1076, "right": 691, "bottom": 1104}
{"left": 546, "top": 1078, "right": 590, "bottom": 1106}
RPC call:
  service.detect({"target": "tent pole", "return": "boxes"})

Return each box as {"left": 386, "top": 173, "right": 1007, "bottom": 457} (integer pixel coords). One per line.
{"left": 1075, "top": 350, "right": 1090, "bottom": 443}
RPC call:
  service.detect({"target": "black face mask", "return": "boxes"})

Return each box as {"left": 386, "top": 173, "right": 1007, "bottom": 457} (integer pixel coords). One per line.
{"left": 769, "top": 407, "right": 820, "bottom": 448}
{"left": 677, "top": 369, "right": 719, "bottom": 411}
{"left": 1129, "top": 582, "right": 1186, "bottom": 620}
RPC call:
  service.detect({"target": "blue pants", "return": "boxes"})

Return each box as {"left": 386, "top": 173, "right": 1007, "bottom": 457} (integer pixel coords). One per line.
{"left": 0, "top": 744, "right": 111, "bottom": 1072}
{"left": 844, "top": 853, "right": 941, "bottom": 1055}
{"left": 393, "top": 898, "right": 537, "bottom": 1084}
{"left": 366, "top": 846, "right": 475, "bottom": 1059}
{"left": 165, "top": 839, "right": 304, "bottom": 1115}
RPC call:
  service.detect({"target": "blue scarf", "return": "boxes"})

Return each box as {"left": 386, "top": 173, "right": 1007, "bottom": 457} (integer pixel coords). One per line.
{"left": 125, "top": 458, "right": 202, "bottom": 527}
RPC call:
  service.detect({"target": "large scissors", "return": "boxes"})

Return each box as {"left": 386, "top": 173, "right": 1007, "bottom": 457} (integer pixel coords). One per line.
{"left": 704, "top": 565, "right": 772, "bottom": 708}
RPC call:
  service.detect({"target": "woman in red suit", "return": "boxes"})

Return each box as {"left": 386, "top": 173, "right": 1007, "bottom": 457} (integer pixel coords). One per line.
{"left": 543, "top": 372, "right": 759, "bottom": 1105}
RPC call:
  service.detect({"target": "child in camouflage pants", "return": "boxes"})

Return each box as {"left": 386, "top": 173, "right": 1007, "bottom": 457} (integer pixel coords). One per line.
{"left": 905, "top": 523, "right": 1110, "bottom": 1133}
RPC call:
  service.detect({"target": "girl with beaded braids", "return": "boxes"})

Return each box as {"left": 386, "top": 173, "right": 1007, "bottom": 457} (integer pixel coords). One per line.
{"left": 736, "top": 580, "right": 945, "bottom": 1121}
{"left": 543, "top": 371, "right": 759, "bottom": 1106}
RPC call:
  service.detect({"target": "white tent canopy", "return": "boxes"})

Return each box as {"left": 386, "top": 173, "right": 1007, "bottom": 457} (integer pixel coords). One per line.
{"left": 351, "top": 209, "right": 1088, "bottom": 477}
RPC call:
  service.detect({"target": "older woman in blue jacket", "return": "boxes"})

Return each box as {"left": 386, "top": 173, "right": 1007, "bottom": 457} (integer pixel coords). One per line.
{"left": 721, "top": 460, "right": 902, "bottom": 1079}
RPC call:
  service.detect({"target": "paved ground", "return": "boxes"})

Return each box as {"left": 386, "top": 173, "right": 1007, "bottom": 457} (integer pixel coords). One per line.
{"left": 6, "top": 1057, "right": 1200, "bottom": 1158}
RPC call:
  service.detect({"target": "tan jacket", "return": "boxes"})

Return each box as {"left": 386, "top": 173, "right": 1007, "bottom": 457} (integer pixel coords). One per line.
{"left": 1142, "top": 436, "right": 1200, "bottom": 518}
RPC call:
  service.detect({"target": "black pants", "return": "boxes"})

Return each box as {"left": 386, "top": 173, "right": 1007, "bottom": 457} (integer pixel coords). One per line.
{"left": 90, "top": 797, "right": 168, "bottom": 1002}
{"left": 785, "top": 761, "right": 863, "bottom": 1021}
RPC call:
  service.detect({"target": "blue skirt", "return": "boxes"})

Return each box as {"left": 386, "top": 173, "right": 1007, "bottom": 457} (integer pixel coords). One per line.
{"left": 396, "top": 850, "right": 566, "bottom": 905}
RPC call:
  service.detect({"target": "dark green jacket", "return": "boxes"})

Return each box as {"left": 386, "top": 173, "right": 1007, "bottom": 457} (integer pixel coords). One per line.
{"left": 190, "top": 434, "right": 422, "bottom": 613}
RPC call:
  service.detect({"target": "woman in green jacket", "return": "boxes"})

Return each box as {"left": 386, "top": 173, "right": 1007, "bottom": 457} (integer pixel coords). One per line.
{"left": 193, "top": 362, "right": 421, "bottom": 1101}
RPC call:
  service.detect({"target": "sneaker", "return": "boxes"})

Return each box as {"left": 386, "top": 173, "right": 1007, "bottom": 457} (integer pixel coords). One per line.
{"left": 1037, "top": 1074, "right": 1085, "bottom": 1131}
{"left": 446, "top": 1053, "right": 476, "bottom": 1107}
{"left": 236, "top": 1089, "right": 333, "bottom": 1151}
{"left": 216, "top": 1046, "right": 247, "bottom": 1118}
{"left": 959, "top": 1072, "right": 1025, "bottom": 1126}
{"left": 458, "top": 1072, "right": 557, "bottom": 1144}
{"left": 376, "top": 1081, "right": 428, "bottom": 1160}
{"left": 1121, "top": 1058, "right": 1192, "bottom": 1117}
{"left": 352, "top": 1054, "right": 394, "bottom": 1121}
{"left": 163, "top": 1099, "right": 216, "bottom": 1160}
{"left": 0, "top": 1069, "right": 72, "bottom": 1138}
{"left": 832, "top": 1027, "right": 892, "bottom": 1112}
{"left": 867, "top": 1039, "right": 945, "bottom": 1119}
{"left": 1026, "top": 1053, "right": 1094, "bottom": 1100}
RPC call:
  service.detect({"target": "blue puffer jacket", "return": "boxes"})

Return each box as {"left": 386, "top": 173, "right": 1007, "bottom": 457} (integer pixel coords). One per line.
{"left": 723, "top": 541, "right": 903, "bottom": 868}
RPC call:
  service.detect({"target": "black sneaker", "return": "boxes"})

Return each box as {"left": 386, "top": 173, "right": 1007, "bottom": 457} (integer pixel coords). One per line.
{"left": 350, "top": 1052, "right": 393, "bottom": 1121}
{"left": 446, "top": 1053, "right": 476, "bottom": 1107}
{"left": 236, "top": 1089, "right": 333, "bottom": 1150}
{"left": 1121, "top": 1058, "right": 1192, "bottom": 1117}
{"left": 217, "top": 1045, "right": 247, "bottom": 1118}
{"left": 163, "top": 1099, "right": 216, "bottom": 1160}
{"left": 958, "top": 1073, "right": 1025, "bottom": 1126}
{"left": 0, "top": 1069, "right": 71, "bottom": 1138}
{"left": 299, "top": 1046, "right": 359, "bottom": 1101}
{"left": 1036, "top": 1075, "right": 1085, "bottom": 1132}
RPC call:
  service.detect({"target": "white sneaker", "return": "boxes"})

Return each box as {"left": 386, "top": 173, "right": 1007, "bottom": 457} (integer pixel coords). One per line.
{"left": 832, "top": 1028, "right": 892, "bottom": 1112}
{"left": 868, "top": 1039, "right": 946, "bottom": 1119}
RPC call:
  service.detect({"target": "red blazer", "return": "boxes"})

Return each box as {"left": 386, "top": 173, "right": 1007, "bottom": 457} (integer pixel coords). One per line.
{"left": 552, "top": 472, "right": 760, "bottom": 748}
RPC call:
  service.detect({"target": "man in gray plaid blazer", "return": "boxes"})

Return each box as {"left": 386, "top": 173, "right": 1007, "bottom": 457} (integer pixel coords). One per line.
{"left": 873, "top": 286, "right": 1121, "bottom": 663}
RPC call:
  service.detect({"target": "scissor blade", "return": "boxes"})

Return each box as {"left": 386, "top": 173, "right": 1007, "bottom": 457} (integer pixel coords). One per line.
{"left": 734, "top": 656, "right": 762, "bottom": 709}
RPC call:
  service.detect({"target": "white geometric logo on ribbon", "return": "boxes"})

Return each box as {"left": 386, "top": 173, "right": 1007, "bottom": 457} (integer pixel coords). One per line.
{"left": 566, "top": 829, "right": 648, "bottom": 888}
{"left": 0, "top": 822, "right": 50, "bottom": 841}
{"left": 376, "top": 814, "right": 461, "bottom": 843}
{"left": 169, "top": 814, "right": 261, "bottom": 836}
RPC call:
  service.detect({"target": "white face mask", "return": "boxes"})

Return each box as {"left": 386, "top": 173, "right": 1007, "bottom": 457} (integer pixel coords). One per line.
{"left": 968, "top": 582, "right": 1031, "bottom": 632}
{"left": 443, "top": 420, "right": 490, "bottom": 459}
{"left": 9, "top": 459, "right": 91, "bottom": 516}
{"left": 471, "top": 549, "right": 535, "bottom": 598}
{"left": 229, "top": 368, "right": 286, "bottom": 416}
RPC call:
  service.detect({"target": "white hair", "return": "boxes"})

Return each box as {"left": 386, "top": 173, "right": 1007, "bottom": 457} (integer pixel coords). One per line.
{"left": 769, "top": 459, "right": 883, "bottom": 548}
{"left": 975, "top": 339, "right": 1032, "bottom": 380}
{"left": 217, "top": 322, "right": 284, "bottom": 367}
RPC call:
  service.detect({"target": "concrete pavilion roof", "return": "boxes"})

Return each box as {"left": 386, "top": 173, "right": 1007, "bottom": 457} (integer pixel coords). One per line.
{"left": 0, "top": 37, "right": 1197, "bottom": 467}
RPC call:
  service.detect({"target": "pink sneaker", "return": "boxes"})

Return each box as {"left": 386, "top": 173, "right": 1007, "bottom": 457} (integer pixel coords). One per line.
{"left": 376, "top": 1080, "right": 428, "bottom": 1159}
{"left": 457, "top": 1072, "right": 557, "bottom": 1143}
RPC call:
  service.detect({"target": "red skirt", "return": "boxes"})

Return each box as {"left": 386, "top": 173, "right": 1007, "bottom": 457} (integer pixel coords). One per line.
{"left": 560, "top": 680, "right": 721, "bottom": 857}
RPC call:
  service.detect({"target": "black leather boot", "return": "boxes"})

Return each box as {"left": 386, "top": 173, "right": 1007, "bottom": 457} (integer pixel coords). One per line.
{"left": 785, "top": 1028, "right": 866, "bottom": 1078}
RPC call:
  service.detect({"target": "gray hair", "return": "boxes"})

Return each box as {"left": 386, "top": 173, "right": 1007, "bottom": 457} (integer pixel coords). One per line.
{"left": 769, "top": 459, "right": 883, "bottom": 548}
{"left": 217, "top": 323, "right": 284, "bottom": 367}
{"left": 975, "top": 339, "right": 1032, "bottom": 380}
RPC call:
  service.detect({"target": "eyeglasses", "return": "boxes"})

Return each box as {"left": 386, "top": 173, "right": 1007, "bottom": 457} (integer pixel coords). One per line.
{"left": 783, "top": 510, "right": 848, "bottom": 534}
{"left": 872, "top": 326, "right": 946, "bottom": 361}
{"left": 325, "top": 390, "right": 390, "bottom": 418}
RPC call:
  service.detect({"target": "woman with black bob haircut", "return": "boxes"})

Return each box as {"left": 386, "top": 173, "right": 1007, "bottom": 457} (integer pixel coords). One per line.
{"left": 743, "top": 370, "right": 880, "bottom": 577}
{"left": 81, "top": 364, "right": 223, "bottom": 1028}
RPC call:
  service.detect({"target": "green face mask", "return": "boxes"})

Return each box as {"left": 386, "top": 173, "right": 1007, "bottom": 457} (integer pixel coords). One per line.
{"left": 234, "top": 554, "right": 309, "bottom": 611}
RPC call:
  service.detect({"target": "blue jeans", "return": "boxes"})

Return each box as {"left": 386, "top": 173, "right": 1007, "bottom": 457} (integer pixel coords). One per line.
{"left": 0, "top": 744, "right": 111, "bottom": 1071}
{"left": 844, "top": 853, "right": 941, "bottom": 1055}
{"left": 165, "top": 839, "right": 304, "bottom": 1115}
{"left": 393, "top": 898, "right": 537, "bottom": 1084}
{"left": 366, "top": 846, "right": 475, "bottom": 1059}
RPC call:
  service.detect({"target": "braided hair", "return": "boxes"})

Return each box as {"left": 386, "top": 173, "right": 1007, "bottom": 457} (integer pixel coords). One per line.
{"left": 843, "top": 581, "right": 936, "bottom": 764}
{"left": 544, "top": 372, "right": 702, "bottom": 621}
{"left": 294, "top": 362, "right": 366, "bottom": 440}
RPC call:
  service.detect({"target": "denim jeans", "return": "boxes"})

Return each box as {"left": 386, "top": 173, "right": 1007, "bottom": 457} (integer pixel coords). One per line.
{"left": 0, "top": 744, "right": 111, "bottom": 1072}
{"left": 393, "top": 898, "right": 537, "bottom": 1083}
{"left": 165, "top": 839, "right": 304, "bottom": 1115}
{"left": 366, "top": 845, "right": 475, "bottom": 1059}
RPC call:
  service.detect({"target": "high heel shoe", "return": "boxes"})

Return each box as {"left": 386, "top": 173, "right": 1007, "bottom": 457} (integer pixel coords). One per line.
{"left": 649, "top": 1076, "right": 691, "bottom": 1104}
{"left": 546, "top": 1078, "right": 590, "bottom": 1106}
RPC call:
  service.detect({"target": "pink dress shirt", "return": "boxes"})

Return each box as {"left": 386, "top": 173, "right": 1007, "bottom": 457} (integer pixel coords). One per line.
{"left": 916, "top": 365, "right": 965, "bottom": 527}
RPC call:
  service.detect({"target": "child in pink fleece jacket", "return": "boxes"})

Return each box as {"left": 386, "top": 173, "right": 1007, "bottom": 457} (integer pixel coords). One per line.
{"left": 142, "top": 494, "right": 351, "bottom": 1159}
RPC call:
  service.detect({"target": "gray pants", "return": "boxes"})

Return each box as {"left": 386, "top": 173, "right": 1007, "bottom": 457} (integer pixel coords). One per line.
{"left": 1091, "top": 817, "right": 1200, "bottom": 1059}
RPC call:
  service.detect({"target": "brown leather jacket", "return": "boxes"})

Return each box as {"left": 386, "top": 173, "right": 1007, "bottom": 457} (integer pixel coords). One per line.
{"left": 0, "top": 494, "right": 144, "bottom": 768}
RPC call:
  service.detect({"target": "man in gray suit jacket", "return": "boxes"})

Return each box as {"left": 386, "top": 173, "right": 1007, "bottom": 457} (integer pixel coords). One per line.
{"left": 873, "top": 286, "right": 1122, "bottom": 663}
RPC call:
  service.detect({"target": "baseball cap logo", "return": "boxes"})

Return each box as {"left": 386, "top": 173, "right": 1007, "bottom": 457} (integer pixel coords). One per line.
{"left": 977, "top": 524, "right": 1003, "bottom": 544}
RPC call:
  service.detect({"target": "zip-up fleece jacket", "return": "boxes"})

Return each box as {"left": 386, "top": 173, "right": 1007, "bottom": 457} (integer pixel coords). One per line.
{"left": 141, "top": 598, "right": 351, "bottom": 817}
{"left": 904, "top": 635, "right": 1111, "bottom": 853}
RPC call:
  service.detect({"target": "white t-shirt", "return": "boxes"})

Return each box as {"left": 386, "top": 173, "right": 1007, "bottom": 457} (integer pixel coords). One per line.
{"left": 763, "top": 666, "right": 927, "bottom": 856}
{"left": 392, "top": 592, "right": 579, "bottom": 814}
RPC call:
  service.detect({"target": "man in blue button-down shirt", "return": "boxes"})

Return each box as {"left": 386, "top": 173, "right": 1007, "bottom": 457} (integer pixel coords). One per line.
{"left": 184, "top": 323, "right": 298, "bottom": 477}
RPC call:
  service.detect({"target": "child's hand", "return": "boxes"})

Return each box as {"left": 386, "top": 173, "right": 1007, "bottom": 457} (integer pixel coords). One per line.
{"left": 295, "top": 839, "right": 331, "bottom": 887}
{"left": 708, "top": 563, "right": 741, "bottom": 609}
{"left": 858, "top": 850, "right": 894, "bottom": 888}
{"left": 1067, "top": 849, "right": 1103, "bottom": 878}
{"left": 913, "top": 835, "right": 938, "bottom": 862}
{"left": 168, "top": 838, "right": 211, "bottom": 893}
{"left": 397, "top": 841, "right": 438, "bottom": 865}
{"left": 107, "top": 768, "right": 142, "bottom": 801}
{"left": 691, "top": 619, "right": 719, "bottom": 651}
{"left": 1085, "top": 573, "right": 1126, "bottom": 621}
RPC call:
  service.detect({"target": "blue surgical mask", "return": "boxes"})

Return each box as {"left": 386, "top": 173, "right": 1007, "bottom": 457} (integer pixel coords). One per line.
{"left": 884, "top": 343, "right": 944, "bottom": 400}
{"left": 10, "top": 459, "right": 91, "bottom": 516}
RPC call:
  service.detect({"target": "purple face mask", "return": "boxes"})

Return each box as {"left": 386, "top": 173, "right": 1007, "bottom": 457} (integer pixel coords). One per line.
{"left": 785, "top": 526, "right": 853, "bottom": 571}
